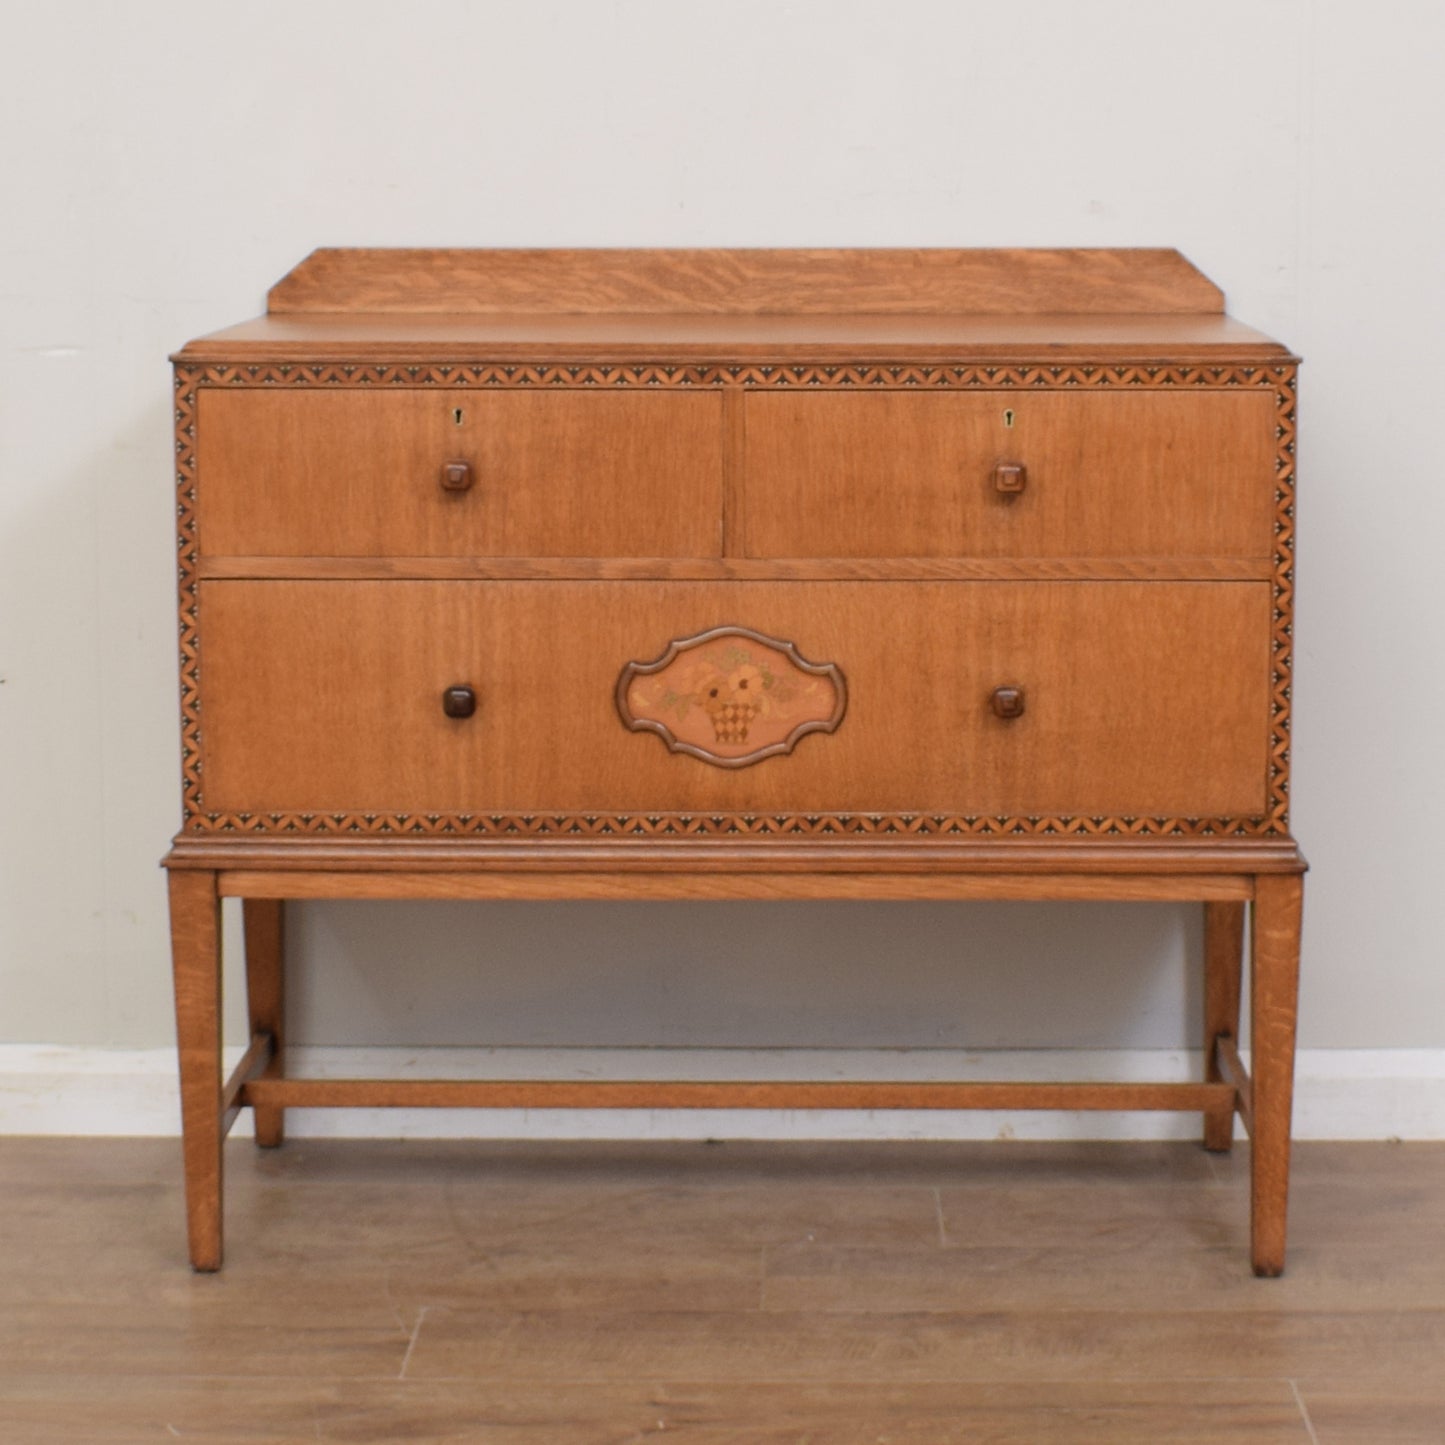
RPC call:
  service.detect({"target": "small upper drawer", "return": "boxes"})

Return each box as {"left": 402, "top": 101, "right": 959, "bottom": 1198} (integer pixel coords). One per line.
{"left": 743, "top": 391, "right": 1277, "bottom": 559}
{"left": 196, "top": 389, "right": 724, "bottom": 558}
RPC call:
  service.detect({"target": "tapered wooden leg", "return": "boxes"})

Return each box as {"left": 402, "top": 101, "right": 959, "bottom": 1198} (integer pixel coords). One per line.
{"left": 1249, "top": 873, "right": 1304, "bottom": 1277}
{"left": 168, "top": 869, "right": 224, "bottom": 1272}
{"left": 1203, "top": 900, "right": 1246, "bottom": 1151}
{"left": 243, "top": 898, "right": 286, "bottom": 1148}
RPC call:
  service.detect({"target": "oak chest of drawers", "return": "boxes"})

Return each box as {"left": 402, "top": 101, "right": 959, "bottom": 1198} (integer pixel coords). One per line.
{"left": 165, "top": 247, "right": 1304, "bottom": 1274}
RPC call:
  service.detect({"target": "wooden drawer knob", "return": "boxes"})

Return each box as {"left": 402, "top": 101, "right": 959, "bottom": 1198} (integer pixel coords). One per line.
{"left": 441, "top": 685, "right": 477, "bottom": 719}
{"left": 440, "top": 460, "right": 473, "bottom": 492}
{"left": 991, "top": 685, "right": 1026, "bottom": 719}
{"left": 993, "top": 461, "right": 1027, "bottom": 495}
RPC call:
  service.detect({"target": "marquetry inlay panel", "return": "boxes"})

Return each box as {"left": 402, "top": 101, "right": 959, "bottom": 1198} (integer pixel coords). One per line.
{"left": 616, "top": 625, "right": 846, "bottom": 770}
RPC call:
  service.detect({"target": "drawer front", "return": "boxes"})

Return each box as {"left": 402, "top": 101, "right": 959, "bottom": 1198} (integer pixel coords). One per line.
{"left": 198, "top": 580, "right": 1271, "bottom": 819}
{"left": 197, "top": 390, "right": 724, "bottom": 558}
{"left": 743, "top": 391, "right": 1277, "bottom": 559}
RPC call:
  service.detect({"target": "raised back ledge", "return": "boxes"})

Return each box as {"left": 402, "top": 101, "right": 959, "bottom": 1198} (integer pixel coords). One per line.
{"left": 266, "top": 247, "right": 1226, "bottom": 317}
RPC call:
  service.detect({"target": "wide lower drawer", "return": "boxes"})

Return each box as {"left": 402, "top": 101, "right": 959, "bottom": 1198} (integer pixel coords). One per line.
{"left": 197, "top": 580, "right": 1272, "bottom": 818}
{"left": 743, "top": 391, "right": 1278, "bottom": 559}
{"left": 196, "top": 389, "right": 724, "bottom": 558}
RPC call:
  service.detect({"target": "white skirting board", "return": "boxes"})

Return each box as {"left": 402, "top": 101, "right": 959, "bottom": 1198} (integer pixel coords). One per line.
{"left": 1, "top": 1045, "right": 1442, "bottom": 1141}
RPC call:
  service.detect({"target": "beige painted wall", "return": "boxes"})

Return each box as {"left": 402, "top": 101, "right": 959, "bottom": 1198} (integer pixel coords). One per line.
{"left": 2, "top": 1, "right": 1441, "bottom": 1061}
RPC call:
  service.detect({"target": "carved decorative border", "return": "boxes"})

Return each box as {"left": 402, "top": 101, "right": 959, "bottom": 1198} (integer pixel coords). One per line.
{"left": 173, "top": 361, "right": 1297, "bottom": 839}
{"left": 180, "top": 360, "right": 1289, "bottom": 390}
{"left": 617, "top": 625, "right": 847, "bottom": 770}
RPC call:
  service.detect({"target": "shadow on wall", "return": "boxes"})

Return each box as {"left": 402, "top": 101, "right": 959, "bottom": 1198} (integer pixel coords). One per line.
{"left": 281, "top": 898, "right": 1206, "bottom": 1052}
{"left": 0, "top": 390, "right": 181, "bottom": 1046}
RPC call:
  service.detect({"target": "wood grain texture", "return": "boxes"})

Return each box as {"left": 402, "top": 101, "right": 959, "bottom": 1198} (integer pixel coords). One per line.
{"left": 743, "top": 390, "right": 1277, "bottom": 560}
{"left": 404, "top": 1303, "right": 1445, "bottom": 1387}
{"left": 242, "top": 899, "right": 285, "bottom": 1147}
{"left": 219, "top": 1031, "right": 274, "bottom": 1137}
{"left": 720, "top": 388, "right": 745, "bottom": 556}
{"left": 0, "top": 1375, "right": 1312, "bottom": 1445}
{"left": 1298, "top": 1384, "right": 1445, "bottom": 1444}
{"left": 197, "top": 389, "right": 724, "bottom": 559}
{"left": 166, "top": 869, "right": 223, "bottom": 1272}
{"left": 164, "top": 837, "right": 1304, "bottom": 875}
{"left": 177, "top": 309, "right": 1291, "bottom": 364}
{"left": 616, "top": 623, "right": 848, "bottom": 771}
{"left": 211, "top": 869, "right": 1257, "bottom": 902}
{"left": 1204, "top": 900, "right": 1246, "bottom": 1150}
{"left": 195, "top": 579, "right": 1272, "bottom": 818}
{"left": 165, "top": 249, "right": 1305, "bottom": 1277}
{"left": 763, "top": 1233, "right": 1445, "bottom": 1314}
{"left": 12, "top": 1138, "right": 1445, "bottom": 1439}
{"left": 239, "top": 1078, "right": 1234, "bottom": 1113}
{"left": 1217, "top": 1036, "right": 1254, "bottom": 1136}
{"left": 1250, "top": 873, "right": 1305, "bottom": 1276}
{"left": 265, "top": 247, "right": 1226, "bottom": 316}
{"left": 196, "top": 554, "right": 1275, "bottom": 582}
{"left": 170, "top": 358, "right": 1299, "bottom": 840}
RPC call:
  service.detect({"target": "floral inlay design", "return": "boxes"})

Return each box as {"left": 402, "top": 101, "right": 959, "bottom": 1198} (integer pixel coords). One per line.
{"left": 616, "top": 626, "right": 847, "bottom": 769}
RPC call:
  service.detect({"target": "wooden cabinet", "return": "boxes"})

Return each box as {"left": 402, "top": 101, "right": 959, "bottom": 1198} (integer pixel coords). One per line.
{"left": 165, "top": 248, "right": 1305, "bottom": 1275}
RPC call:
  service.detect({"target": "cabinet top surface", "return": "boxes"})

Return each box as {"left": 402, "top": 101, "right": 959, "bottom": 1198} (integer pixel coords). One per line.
{"left": 175, "top": 248, "right": 1293, "bottom": 362}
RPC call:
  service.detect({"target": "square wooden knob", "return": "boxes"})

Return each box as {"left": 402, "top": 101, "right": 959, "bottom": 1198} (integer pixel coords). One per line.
{"left": 991, "top": 685, "right": 1026, "bottom": 719}
{"left": 440, "top": 460, "right": 473, "bottom": 491}
{"left": 993, "top": 462, "right": 1027, "bottom": 495}
{"left": 442, "top": 684, "right": 477, "bottom": 718}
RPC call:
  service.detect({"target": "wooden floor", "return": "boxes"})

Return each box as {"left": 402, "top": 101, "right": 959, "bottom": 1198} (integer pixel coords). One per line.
{"left": 1, "top": 1137, "right": 1442, "bottom": 1442}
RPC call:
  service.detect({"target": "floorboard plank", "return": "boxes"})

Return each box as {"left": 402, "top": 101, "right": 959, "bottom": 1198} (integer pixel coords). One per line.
{"left": 402, "top": 1304, "right": 1445, "bottom": 1385}
{"left": 1300, "top": 1382, "right": 1445, "bottom": 1444}
{"left": 762, "top": 1241, "right": 1445, "bottom": 1313}
{"left": 0, "top": 1138, "right": 1440, "bottom": 1441}
{"left": 0, "top": 1377, "right": 1313, "bottom": 1444}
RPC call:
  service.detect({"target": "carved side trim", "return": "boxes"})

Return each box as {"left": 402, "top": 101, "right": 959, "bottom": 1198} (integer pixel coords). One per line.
{"left": 617, "top": 626, "right": 846, "bottom": 770}
{"left": 1268, "top": 367, "right": 1297, "bottom": 834}
{"left": 173, "top": 361, "right": 1297, "bottom": 839}
{"left": 175, "top": 367, "right": 202, "bottom": 831}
